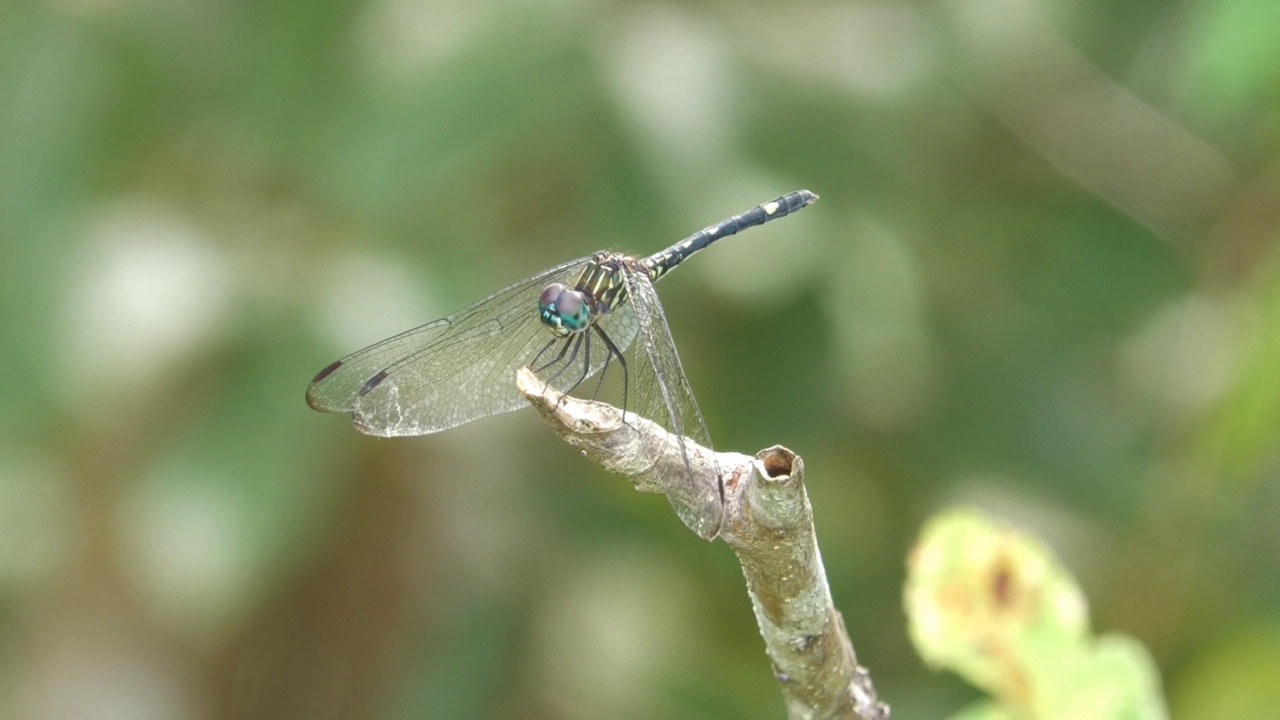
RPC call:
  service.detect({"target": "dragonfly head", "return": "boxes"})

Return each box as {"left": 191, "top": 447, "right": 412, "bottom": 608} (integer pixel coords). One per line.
{"left": 539, "top": 283, "right": 592, "bottom": 336}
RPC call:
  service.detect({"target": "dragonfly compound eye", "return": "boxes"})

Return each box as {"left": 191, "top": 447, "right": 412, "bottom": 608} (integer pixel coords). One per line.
{"left": 538, "top": 283, "right": 591, "bottom": 334}
{"left": 555, "top": 290, "right": 591, "bottom": 332}
{"left": 539, "top": 283, "right": 566, "bottom": 310}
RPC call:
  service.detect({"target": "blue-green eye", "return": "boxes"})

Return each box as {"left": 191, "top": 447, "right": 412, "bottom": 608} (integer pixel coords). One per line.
{"left": 539, "top": 283, "right": 566, "bottom": 311}
{"left": 539, "top": 283, "right": 591, "bottom": 334}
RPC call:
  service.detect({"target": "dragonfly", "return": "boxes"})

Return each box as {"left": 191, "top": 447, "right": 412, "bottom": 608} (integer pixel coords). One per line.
{"left": 307, "top": 189, "right": 818, "bottom": 537}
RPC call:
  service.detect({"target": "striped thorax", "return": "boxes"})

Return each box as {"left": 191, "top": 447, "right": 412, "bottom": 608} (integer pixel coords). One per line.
{"left": 538, "top": 252, "right": 646, "bottom": 337}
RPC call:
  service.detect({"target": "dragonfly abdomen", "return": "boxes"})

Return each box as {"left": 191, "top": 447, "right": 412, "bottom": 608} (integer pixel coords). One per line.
{"left": 645, "top": 189, "right": 818, "bottom": 281}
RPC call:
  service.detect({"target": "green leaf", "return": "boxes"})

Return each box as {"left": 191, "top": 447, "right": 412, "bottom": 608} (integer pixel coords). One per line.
{"left": 906, "top": 508, "right": 1169, "bottom": 720}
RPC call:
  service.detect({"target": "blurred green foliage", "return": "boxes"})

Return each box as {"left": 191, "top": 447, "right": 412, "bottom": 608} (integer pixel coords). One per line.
{"left": 2, "top": 0, "right": 1279, "bottom": 717}
{"left": 906, "top": 508, "right": 1167, "bottom": 720}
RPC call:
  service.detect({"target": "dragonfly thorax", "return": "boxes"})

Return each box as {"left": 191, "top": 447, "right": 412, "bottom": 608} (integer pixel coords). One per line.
{"left": 538, "top": 283, "right": 593, "bottom": 336}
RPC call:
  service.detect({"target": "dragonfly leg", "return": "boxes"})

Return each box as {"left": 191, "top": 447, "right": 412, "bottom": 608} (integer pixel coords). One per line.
{"left": 593, "top": 325, "right": 630, "bottom": 426}
{"left": 533, "top": 336, "right": 571, "bottom": 374}
{"left": 542, "top": 333, "right": 584, "bottom": 386}
{"left": 590, "top": 342, "right": 613, "bottom": 402}
{"left": 530, "top": 336, "right": 561, "bottom": 371}
{"left": 543, "top": 333, "right": 591, "bottom": 412}
{"left": 559, "top": 327, "right": 593, "bottom": 396}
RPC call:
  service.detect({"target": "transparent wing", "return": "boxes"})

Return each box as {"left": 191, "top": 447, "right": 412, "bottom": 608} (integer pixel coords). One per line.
{"left": 622, "top": 270, "right": 722, "bottom": 537}
{"left": 306, "top": 256, "right": 595, "bottom": 436}
{"left": 593, "top": 297, "right": 640, "bottom": 367}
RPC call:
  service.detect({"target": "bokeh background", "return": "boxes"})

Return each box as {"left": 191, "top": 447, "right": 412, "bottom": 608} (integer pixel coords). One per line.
{"left": 3, "top": 0, "right": 1279, "bottom": 717}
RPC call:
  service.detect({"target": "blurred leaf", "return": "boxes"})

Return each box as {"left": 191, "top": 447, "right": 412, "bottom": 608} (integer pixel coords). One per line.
{"left": 905, "top": 508, "right": 1168, "bottom": 720}
{"left": 906, "top": 509, "right": 1088, "bottom": 703}
{"left": 1040, "top": 636, "right": 1167, "bottom": 720}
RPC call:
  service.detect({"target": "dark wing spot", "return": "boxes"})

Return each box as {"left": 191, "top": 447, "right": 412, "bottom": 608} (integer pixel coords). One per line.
{"left": 310, "top": 359, "right": 343, "bottom": 384}
{"left": 359, "top": 369, "right": 390, "bottom": 397}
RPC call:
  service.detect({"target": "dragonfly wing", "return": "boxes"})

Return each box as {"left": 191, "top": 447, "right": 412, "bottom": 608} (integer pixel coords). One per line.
{"left": 622, "top": 271, "right": 722, "bottom": 538}
{"left": 594, "top": 295, "right": 640, "bottom": 356}
{"left": 306, "top": 256, "right": 592, "bottom": 436}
